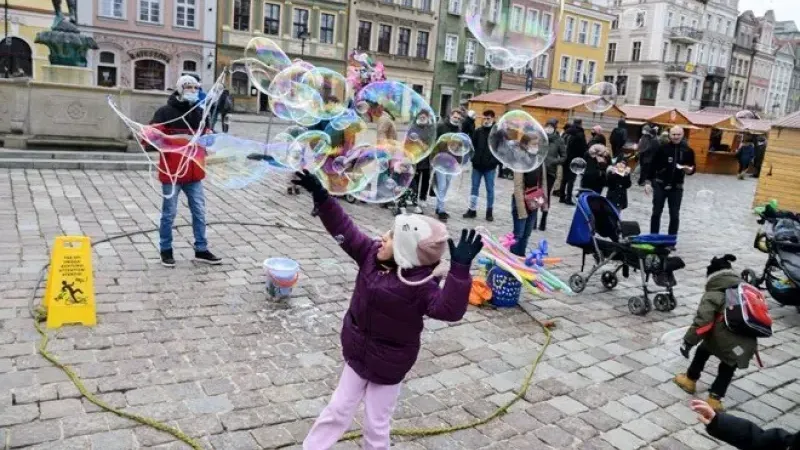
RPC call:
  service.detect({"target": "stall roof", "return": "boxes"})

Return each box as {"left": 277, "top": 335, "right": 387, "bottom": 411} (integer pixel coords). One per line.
{"left": 772, "top": 110, "right": 800, "bottom": 129}
{"left": 620, "top": 105, "right": 672, "bottom": 120}
{"left": 681, "top": 111, "right": 741, "bottom": 128}
{"left": 740, "top": 119, "right": 772, "bottom": 133}
{"left": 470, "top": 90, "right": 540, "bottom": 104}
{"left": 522, "top": 93, "right": 601, "bottom": 109}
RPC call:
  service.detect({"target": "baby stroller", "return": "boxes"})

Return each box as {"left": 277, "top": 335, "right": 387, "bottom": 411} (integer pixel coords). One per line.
{"left": 742, "top": 205, "right": 800, "bottom": 309}
{"left": 566, "top": 191, "right": 686, "bottom": 315}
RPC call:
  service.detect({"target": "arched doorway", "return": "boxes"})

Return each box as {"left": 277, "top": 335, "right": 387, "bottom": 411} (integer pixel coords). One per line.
{"left": 134, "top": 59, "right": 165, "bottom": 90}
{"left": 0, "top": 37, "right": 33, "bottom": 78}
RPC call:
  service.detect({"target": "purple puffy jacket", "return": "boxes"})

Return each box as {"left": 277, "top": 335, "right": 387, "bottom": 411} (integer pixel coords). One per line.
{"left": 315, "top": 197, "right": 472, "bottom": 385}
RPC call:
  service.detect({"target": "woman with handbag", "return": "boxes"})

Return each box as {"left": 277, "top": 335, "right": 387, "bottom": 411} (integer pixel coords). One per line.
{"left": 510, "top": 163, "right": 547, "bottom": 257}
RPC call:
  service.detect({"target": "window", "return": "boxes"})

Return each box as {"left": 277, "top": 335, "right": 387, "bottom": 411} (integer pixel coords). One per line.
{"left": 564, "top": 17, "right": 575, "bottom": 42}
{"left": 542, "top": 13, "right": 552, "bottom": 35}
{"left": 402, "top": 0, "right": 411, "bottom": 6}
{"left": 635, "top": 11, "right": 645, "bottom": 28}
{"left": 511, "top": 6, "right": 524, "bottom": 32}
{"left": 587, "top": 61, "right": 596, "bottom": 85}
{"left": 357, "top": 21, "right": 372, "bottom": 50}
{"left": 726, "top": 20, "right": 731, "bottom": 36}
{"left": 699, "top": 44, "right": 705, "bottom": 64}
{"left": 488, "top": 0, "right": 500, "bottom": 22}
{"left": 416, "top": 31, "right": 429, "bottom": 58}
{"left": 611, "top": 15, "right": 619, "bottom": 30}
{"left": 263, "top": 4, "right": 280, "bottom": 35}
{"left": 617, "top": 76, "right": 627, "bottom": 95}
{"left": 686, "top": 47, "right": 692, "bottom": 63}
{"left": 233, "top": 0, "right": 250, "bottom": 31}
{"left": 100, "top": 0, "right": 124, "bottom": 18}
{"left": 606, "top": 42, "right": 617, "bottom": 63}
{"left": 320, "top": 13, "right": 335, "bottom": 44}
{"left": 412, "top": 84, "right": 424, "bottom": 95}
{"left": 175, "top": 0, "right": 195, "bottom": 28}
{"left": 692, "top": 79, "right": 700, "bottom": 99}
{"left": 604, "top": 75, "right": 614, "bottom": 84}
{"left": 681, "top": 81, "right": 688, "bottom": 101}
{"left": 525, "top": 9, "right": 539, "bottom": 35}
{"left": 97, "top": 51, "right": 117, "bottom": 87}
{"left": 420, "top": 0, "right": 431, "bottom": 10}
{"left": 631, "top": 41, "right": 641, "bottom": 61}
{"left": 464, "top": 39, "right": 477, "bottom": 64}
{"left": 536, "top": 54, "right": 548, "bottom": 78}
{"left": 559, "top": 56, "right": 571, "bottom": 82}
{"left": 691, "top": 19, "right": 697, "bottom": 29}
{"left": 666, "top": 12, "right": 673, "bottom": 27}
{"left": 719, "top": 50, "right": 727, "bottom": 68}
{"left": 591, "top": 23, "right": 601, "bottom": 47}
{"left": 139, "top": 0, "right": 161, "bottom": 23}
{"left": 231, "top": 64, "right": 249, "bottom": 95}
{"left": 182, "top": 60, "right": 197, "bottom": 75}
{"left": 378, "top": 24, "right": 392, "bottom": 53}
{"left": 397, "top": 28, "right": 411, "bottom": 56}
{"left": 662, "top": 41, "right": 669, "bottom": 62}
{"left": 444, "top": 34, "right": 458, "bottom": 62}
{"left": 680, "top": 15, "right": 685, "bottom": 27}
{"left": 134, "top": 59, "right": 165, "bottom": 90}
{"left": 292, "top": 8, "right": 309, "bottom": 38}
{"left": 668, "top": 79, "right": 677, "bottom": 99}
{"left": 704, "top": 14, "right": 711, "bottom": 29}
{"left": 578, "top": 20, "right": 588, "bottom": 44}
{"left": 573, "top": 59, "right": 584, "bottom": 84}
{"left": 448, "top": 0, "right": 461, "bottom": 15}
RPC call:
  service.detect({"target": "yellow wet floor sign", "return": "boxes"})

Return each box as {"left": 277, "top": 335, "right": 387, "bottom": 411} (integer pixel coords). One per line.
{"left": 43, "top": 236, "right": 96, "bottom": 328}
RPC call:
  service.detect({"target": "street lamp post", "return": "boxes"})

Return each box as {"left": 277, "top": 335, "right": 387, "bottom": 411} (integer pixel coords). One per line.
{"left": 298, "top": 30, "right": 310, "bottom": 57}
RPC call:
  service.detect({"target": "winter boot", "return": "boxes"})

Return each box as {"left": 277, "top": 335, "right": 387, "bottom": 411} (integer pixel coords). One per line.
{"left": 707, "top": 394, "right": 724, "bottom": 412}
{"left": 195, "top": 250, "right": 223, "bottom": 265}
{"left": 673, "top": 373, "right": 697, "bottom": 395}
{"left": 437, "top": 211, "right": 449, "bottom": 222}
{"left": 538, "top": 212, "right": 548, "bottom": 231}
{"left": 463, "top": 209, "right": 477, "bottom": 219}
{"left": 485, "top": 208, "right": 494, "bottom": 222}
{"left": 161, "top": 250, "right": 175, "bottom": 268}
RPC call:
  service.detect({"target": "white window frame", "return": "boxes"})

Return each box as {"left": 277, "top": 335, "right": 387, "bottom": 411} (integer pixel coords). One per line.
{"left": 541, "top": 13, "right": 552, "bottom": 35}
{"left": 174, "top": 0, "right": 197, "bottom": 29}
{"left": 377, "top": 22, "right": 393, "bottom": 54}
{"left": 525, "top": 8, "right": 539, "bottom": 35}
{"left": 138, "top": 0, "right": 162, "bottom": 24}
{"left": 262, "top": 2, "right": 281, "bottom": 36}
{"left": 511, "top": 5, "right": 524, "bottom": 32}
{"left": 100, "top": 0, "right": 125, "bottom": 19}
{"left": 180, "top": 58, "right": 200, "bottom": 79}
{"left": 564, "top": 16, "right": 575, "bottom": 42}
{"left": 631, "top": 41, "right": 641, "bottom": 61}
{"left": 292, "top": 7, "right": 311, "bottom": 40}
{"left": 587, "top": 60, "right": 596, "bottom": 85}
{"left": 578, "top": 19, "right": 588, "bottom": 44}
{"left": 319, "top": 11, "right": 336, "bottom": 45}
{"left": 444, "top": 33, "right": 458, "bottom": 62}
{"left": 573, "top": 58, "right": 584, "bottom": 84}
{"left": 559, "top": 55, "right": 571, "bottom": 82}
{"left": 464, "top": 39, "right": 477, "bottom": 65}
{"left": 668, "top": 79, "right": 677, "bottom": 99}
{"left": 666, "top": 11, "right": 672, "bottom": 27}
{"left": 607, "top": 42, "right": 616, "bottom": 63}
{"left": 232, "top": 0, "right": 251, "bottom": 31}
{"left": 693, "top": 79, "right": 700, "bottom": 100}
{"left": 97, "top": 50, "right": 119, "bottom": 87}
{"left": 488, "top": 0, "right": 500, "bottom": 23}
{"left": 536, "top": 53, "right": 548, "bottom": 78}
{"left": 447, "top": 0, "right": 462, "bottom": 15}
{"left": 681, "top": 80, "right": 688, "bottom": 101}
{"left": 591, "top": 22, "right": 601, "bottom": 47}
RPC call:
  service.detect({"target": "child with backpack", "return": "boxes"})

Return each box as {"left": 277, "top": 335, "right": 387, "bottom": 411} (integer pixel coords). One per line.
{"left": 674, "top": 254, "right": 770, "bottom": 412}
{"left": 690, "top": 398, "right": 799, "bottom": 449}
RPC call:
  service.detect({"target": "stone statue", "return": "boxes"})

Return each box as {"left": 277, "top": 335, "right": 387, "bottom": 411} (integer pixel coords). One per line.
{"left": 52, "top": 0, "right": 78, "bottom": 25}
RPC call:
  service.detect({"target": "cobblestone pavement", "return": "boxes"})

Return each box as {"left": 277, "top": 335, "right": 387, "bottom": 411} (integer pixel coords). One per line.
{"left": 1, "top": 161, "right": 800, "bottom": 450}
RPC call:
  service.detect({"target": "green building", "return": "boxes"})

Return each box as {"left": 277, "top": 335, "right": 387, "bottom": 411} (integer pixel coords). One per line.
{"left": 430, "top": 0, "right": 502, "bottom": 118}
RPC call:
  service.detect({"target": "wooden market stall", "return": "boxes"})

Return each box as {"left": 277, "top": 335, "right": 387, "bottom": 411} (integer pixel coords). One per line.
{"left": 753, "top": 111, "right": 800, "bottom": 212}
{"left": 520, "top": 93, "right": 626, "bottom": 139}
{"left": 467, "top": 90, "right": 542, "bottom": 118}
{"left": 682, "top": 111, "right": 744, "bottom": 175}
{"left": 619, "top": 105, "right": 696, "bottom": 138}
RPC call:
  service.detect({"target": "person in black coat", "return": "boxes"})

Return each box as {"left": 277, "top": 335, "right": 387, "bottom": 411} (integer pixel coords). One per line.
{"left": 558, "top": 119, "right": 588, "bottom": 205}
{"left": 588, "top": 125, "right": 607, "bottom": 147}
{"left": 461, "top": 110, "right": 476, "bottom": 138}
{"left": 609, "top": 119, "right": 628, "bottom": 159}
{"left": 645, "top": 126, "right": 696, "bottom": 235}
{"left": 582, "top": 144, "right": 611, "bottom": 194}
{"left": 463, "top": 110, "right": 499, "bottom": 221}
{"left": 691, "top": 399, "right": 799, "bottom": 450}
{"left": 605, "top": 160, "right": 632, "bottom": 210}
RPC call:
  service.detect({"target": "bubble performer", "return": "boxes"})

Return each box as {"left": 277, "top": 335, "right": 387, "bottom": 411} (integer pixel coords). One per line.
{"left": 291, "top": 169, "right": 483, "bottom": 449}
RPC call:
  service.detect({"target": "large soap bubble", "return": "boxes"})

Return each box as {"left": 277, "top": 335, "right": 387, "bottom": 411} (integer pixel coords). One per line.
{"left": 352, "top": 145, "right": 415, "bottom": 203}
{"left": 317, "top": 145, "right": 379, "bottom": 196}
{"left": 570, "top": 157, "right": 587, "bottom": 175}
{"left": 301, "top": 67, "right": 352, "bottom": 121}
{"left": 285, "top": 130, "right": 331, "bottom": 172}
{"left": 431, "top": 132, "right": 473, "bottom": 176}
{"left": 198, "top": 134, "right": 291, "bottom": 189}
{"left": 585, "top": 82, "right": 617, "bottom": 114}
{"left": 466, "top": 0, "right": 556, "bottom": 70}
{"left": 244, "top": 37, "right": 292, "bottom": 74}
{"left": 488, "top": 110, "right": 547, "bottom": 173}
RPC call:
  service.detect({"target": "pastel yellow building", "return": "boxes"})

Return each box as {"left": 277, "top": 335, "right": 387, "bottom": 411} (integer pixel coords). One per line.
{"left": 550, "top": 1, "right": 614, "bottom": 94}
{"left": 0, "top": 0, "right": 70, "bottom": 80}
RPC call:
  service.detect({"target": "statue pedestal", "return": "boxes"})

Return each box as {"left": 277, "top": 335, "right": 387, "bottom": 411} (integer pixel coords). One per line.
{"left": 41, "top": 65, "right": 93, "bottom": 86}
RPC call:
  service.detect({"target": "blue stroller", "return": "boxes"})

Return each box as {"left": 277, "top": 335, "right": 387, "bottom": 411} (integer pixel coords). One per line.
{"left": 566, "top": 191, "right": 686, "bottom": 315}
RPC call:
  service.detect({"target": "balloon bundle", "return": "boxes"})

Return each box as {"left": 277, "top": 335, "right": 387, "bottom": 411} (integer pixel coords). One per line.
{"left": 475, "top": 227, "right": 570, "bottom": 297}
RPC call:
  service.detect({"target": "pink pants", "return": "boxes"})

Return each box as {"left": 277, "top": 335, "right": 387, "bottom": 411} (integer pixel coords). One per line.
{"left": 303, "top": 364, "right": 402, "bottom": 450}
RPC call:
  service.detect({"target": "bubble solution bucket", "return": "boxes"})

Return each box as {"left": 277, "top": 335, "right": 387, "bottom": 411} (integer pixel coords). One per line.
{"left": 487, "top": 267, "right": 522, "bottom": 308}
{"left": 263, "top": 258, "right": 299, "bottom": 299}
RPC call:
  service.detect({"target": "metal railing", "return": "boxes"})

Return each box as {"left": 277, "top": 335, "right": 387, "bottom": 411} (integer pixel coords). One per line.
{"left": 669, "top": 26, "right": 704, "bottom": 41}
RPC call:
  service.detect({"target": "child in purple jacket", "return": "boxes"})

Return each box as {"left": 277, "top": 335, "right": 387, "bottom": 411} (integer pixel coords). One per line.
{"left": 292, "top": 170, "right": 482, "bottom": 450}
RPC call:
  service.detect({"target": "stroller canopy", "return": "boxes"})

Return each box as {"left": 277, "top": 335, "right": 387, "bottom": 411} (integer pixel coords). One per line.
{"left": 567, "top": 192, "right": 622, "bottom": 247}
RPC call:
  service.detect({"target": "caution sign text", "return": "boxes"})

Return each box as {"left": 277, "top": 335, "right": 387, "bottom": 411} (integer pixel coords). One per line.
{"left": 43, "top": 236, "right": 97, "bottom": 329}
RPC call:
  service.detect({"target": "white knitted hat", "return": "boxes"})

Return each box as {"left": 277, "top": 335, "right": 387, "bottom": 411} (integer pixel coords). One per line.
{"left": 392, "top": 214, "right": 448, "bottom": 270}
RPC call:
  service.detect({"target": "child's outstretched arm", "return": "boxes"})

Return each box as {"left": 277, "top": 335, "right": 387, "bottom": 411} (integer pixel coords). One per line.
{"left": 422, "top": 230, "right": 483, "bottom": 321}
{"left": 292, "top": 170, "right": 375, "bottom": 266}
{"left": 697, "top": 403, "right": 795, "bottom": 449}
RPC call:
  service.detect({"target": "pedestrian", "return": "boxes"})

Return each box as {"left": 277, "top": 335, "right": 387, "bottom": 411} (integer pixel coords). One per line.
{"left": 211, "top": 89, "right": 233, "bottom": 132}
{"left": 736, "top": 135, "right": 756, "bottom": 180}
{"left": 462, "top": 110, "right": 476, "bottom": 137}
{"left": 511, "top": 161, "right": 546, "bottom": 257}
{"left": 559, "top": 118, "right": 587, "bottom": 205}
{"left": 149, "top": 75, "right": 222, "bottom": 267}
{"left": 537, "top": 118, "right": 566, "bottom": 231}
{"left": 291, "top": 170, "right": 482, "bottom": 450}
{"left": 609, "top": 118, "right": 628, "bottom": 159}
{"left": 658, "top": 131, "right": 670, "bottom": 146}
{"left": 605, "top": 160, "right": 632, "bottom": 211}
{"left": 399, "top": 110, "right": 435, "bottom": 214}
{"left": 645, "top": 126, "right": 695, "bottom": 235}
{"left": 636, "top": 125, "right": 657, "bottom": 186}
{"left": 433, "top": 109, "right": 463, "bottom": 222}
{"left": 690, "top": 398, "right": 799, "bottom": 449}
{"left": 583, "top": 144, "right": 611, "bottom": 194}
{"left": 752, "top": 135, "right": 767, "bottom": 178}
{"left": 588, "top": 125, "right": 606, "bottom": 147}
{"left": 674, "top": 255, "right": 757, "bottom": 412}
{"left": 463, "top": 110, "right": 499, "bottom": 222}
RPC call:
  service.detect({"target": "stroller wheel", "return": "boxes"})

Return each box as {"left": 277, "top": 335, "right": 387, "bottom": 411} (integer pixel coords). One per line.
{"left": 344, "top": 194, "right": 357, "bottom": 204}
{"left": 628, "top": 296, "right": 649, "bottom": 316}
{"left": 601, "top": 271, "right": 618, "bottom": 290}
{"left": 653, "top": 293, "right": 671, "bottom": 312}
{"left": 569, "top": 274, "right": 587, "bottom": 293}
{"left": 668, "top": 295, "right": 677, "bottom": 311}
{"left": 742, "top": 269, "right": 760, "bottom": 287}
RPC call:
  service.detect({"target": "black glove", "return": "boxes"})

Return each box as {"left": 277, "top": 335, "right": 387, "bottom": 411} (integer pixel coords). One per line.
{"left": 292, "top": 170, "right": 328, "bottom": 203}
{"left": 448, "top": 229, "right": 484, "bottom": 266}
{"left": 680, "top": 341, "right": 693, "bottom": 359}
